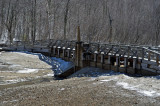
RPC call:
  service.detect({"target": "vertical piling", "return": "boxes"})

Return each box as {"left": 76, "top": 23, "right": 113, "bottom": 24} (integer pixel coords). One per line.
{"left": 133, "top": 57, "right": 137, "bottom": 74}
{"left": 62, "top": 49, "right": 65, "bottom": 59}
{"left": 124, "top": 56, "right": 128, "bottom": 73}
{"left": 58, "top": 48, "right": 60, "bottom": 57}
{"left": 75, "top": 26, "right": 83, "bottom": 69}
{"left": 101, "top": 52, "right": 105, "bottom": 69}
{"left": 67, "top": 49, "right": 70, "bottom": 60}
{"left": 142, "top": 48, "right": 144, "bottom": 60}
{"left": 156, "top": 54, "right": 159, "bottom": 75}
{"left": 94, "top": 53, "right": 98, "bottom": 67}
{"left": 116, "top": 54, "right": 120, "bottom": 72}
{"left": 108, "top": 54, "right": 111, "bottom": 70}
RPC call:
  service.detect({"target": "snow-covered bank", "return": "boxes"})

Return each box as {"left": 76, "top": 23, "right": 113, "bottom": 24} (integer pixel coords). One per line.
{"left": 14, "top": 51, "right": 75, "bottom": 75}
{"left": 0, "top": 51, "right": 75, "bottom": 85}
{"left": 0, "top": 51, "right": 53, "bottom": 85}
{"left": 70, "top": 67, "right": 160, "bottom": 97}
{"left": 1, "top": 51, "right": 160, "bottom": 99}
{"left": 99, "top": 73, "right": 160, "bottom": 97}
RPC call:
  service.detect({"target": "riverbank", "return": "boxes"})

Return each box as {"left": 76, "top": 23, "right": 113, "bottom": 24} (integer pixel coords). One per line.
{"left": 0, "top": 51, "right": 53, "bottom": 86}
{"left": 0, "top": 51, "right": 160, "bottom": 106}
{"left": 1, "top": 75, "right": 160, "bottom": 106}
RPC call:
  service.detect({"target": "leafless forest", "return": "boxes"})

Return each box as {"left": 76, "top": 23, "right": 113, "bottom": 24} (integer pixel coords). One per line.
{"left": 0, "top": 0, "right": 160, "bottom": 46}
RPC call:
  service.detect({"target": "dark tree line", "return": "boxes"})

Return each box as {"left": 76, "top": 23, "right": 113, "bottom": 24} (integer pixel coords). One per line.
{"left": 0, "top": 0, "right": 160, "bottom": 46}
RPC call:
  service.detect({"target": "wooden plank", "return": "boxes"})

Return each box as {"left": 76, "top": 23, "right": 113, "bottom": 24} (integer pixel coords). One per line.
{"left": 142, "top": 67, "right": 156, "bottom": 73}
{"left": 142, "top": 60, "right": 157, "bottom": 65}
{"left": 150, "top": 65, "right": 160, "bottom": 71}
{"left": 141, "top": 63, "right": 148, "bottom": 67}
{"left": 33, "top": 48, "right": 50, "bottom": 53}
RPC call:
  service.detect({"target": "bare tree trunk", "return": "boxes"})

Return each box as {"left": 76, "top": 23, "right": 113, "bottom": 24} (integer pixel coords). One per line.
{"left": 31, "top": 0, "right": 36, "bottom": 45}
{"left": 46, "top": 0, "right": 51, "bottom": 41}
{"left": 0, "top": 0, "right": 5, "bottom": 40}
{"left": 64, "top": 0, "right": 70, "bottom": 40}
{"left": 107, "top": 3, "right": 113, "bottom": 43}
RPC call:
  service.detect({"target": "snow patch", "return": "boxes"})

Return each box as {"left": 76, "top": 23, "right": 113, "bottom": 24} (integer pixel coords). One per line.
{"left": 93, "top": 82, "right": 103, "bottom": 85}
{"left": 58, "top": 88, "right": 65, "bottom": 91}
{"left": 116, "top": 82, "right": 160, "bottom": 97}
{"left": 17, "top": 69, "right": 39, "bottom": 73}
{"left": 117, "top": 82, "right": 135, "bottom": 90}
{"left": 44, "top": 73, "right": 54, "bottom": 77}
{"left": 0, "top": 71, "right": 14, "bottom": 73}
{"left": 87, "top": 78, "right": 96, "bottom": 81}
{"left": 2, "top": 99, "right": 18, "bottom": 104}
{"left": 0, "top": 79, "right": 27, "bottom": 85}
{"left": 100, "top": 79, "right": 112, "bottom": 82}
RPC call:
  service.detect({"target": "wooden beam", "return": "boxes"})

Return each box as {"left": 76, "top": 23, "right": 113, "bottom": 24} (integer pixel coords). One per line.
{"left": 116, "top": 55, "right": 120, "bottom": 72}
{"left": 124, "top": 57, "right": 128, "bottom": 73}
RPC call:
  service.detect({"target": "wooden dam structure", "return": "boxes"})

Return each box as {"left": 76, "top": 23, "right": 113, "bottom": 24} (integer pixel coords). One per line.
{"left": 1, "top": 27, "right": 160, "bottom": 77}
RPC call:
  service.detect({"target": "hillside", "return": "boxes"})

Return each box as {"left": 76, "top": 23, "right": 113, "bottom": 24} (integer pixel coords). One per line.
{"left": 0, "top": 0, "right": 159, "bottom": 45}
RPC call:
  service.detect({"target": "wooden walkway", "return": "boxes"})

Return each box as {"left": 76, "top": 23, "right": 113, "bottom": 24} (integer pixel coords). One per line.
{"left": 1, "top": 39, "right": 160, "bottom": 76}
{"left": 1, "top": 27, "right": 160, "bottom": 76}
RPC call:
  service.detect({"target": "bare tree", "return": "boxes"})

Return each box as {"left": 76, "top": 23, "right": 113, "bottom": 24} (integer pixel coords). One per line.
{"left": 64, "top": 0, "right": 70, "bottom": 40}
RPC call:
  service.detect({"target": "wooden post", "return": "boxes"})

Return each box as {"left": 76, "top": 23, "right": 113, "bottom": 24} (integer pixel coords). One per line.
{"left": 127, "top": 46, "right": 130, "bottom": 58}
{"left": 63, "top": 49, "right": 65, "bottom": 59}
{"left": 58, "top": 48, "right": 60, "bottom": 57}
{"left": 148, "top": 51, "right": 151, "bottom": 61}
{"left": 67, "top": 50, "right": 70, "bottom": 60}
{"left": 72, "top": 51, "right": 75, "bottom": 59}
{"left": 101, "top": 53, "right": 105, "bottom": 69}
{"left": 53, "top": 48, "right": 56, "bottom": 56}
{"left": 87, "top": 53, "right": 91, "bottom": 66}
{"left": 124, "top": 56, "right": 128, "bottom": 73}
{"left": 142, "top": 48, "right": 144, "bottom": 60}
{"left": 116, "top": 54, "right": 120, "bottom": 72}
{"left": 156, "top": 54, "right": 159, "bottom": 66}
{"left": 148, "top": 50, "right": 151, "bottom": 68}
{"left": 108, "top": 55, "right": 111, "bottom": 64}
{"left": 94, "top": 53, "right": 98, "bottom": 67}
{"left": 75, "top": 26, "right": 83, "bottom": 69}
{"left": 133, "top": 57, "right": 137, "bottom": 74}
{"left": 50, "top": 47, "right": 53, "bottom": 57}
{"left": 156, "top": 54, "right": 159, "bottom": 75}
{"left": 16, "top": 41, "right": 18, "bottom": 51}
{"left": 108, "top": 54, "right": 111, "bottom": 70}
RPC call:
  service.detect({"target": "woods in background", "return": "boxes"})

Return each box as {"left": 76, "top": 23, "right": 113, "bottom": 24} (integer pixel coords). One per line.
{"left": 0, "top": 0, "right": 159, "bottom": 46}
